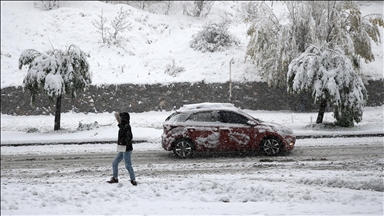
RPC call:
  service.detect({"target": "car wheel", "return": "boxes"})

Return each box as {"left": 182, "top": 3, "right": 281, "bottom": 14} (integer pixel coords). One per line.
{"left": 261, "top": 138, "right": 282, "bottom": 156}
{"left": 173, "top": 139, "right": 194, "bottom": 159}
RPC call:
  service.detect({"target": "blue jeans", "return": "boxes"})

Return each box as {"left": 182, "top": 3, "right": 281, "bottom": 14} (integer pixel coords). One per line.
{"left": 112, "top": 151, "right": 135, "bottom": 181}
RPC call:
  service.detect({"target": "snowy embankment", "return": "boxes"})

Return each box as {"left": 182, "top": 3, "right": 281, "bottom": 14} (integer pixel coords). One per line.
{"left": 1, "top": 106, "right": 383, "bottom": 145}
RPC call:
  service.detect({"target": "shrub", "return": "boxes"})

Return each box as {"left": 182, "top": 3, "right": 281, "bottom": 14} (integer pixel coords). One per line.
{"left": 190, "top": 20, "right": 240, "bottom": 52}
{"left": 164, "top": 60, "right": 185, "bottom": 77}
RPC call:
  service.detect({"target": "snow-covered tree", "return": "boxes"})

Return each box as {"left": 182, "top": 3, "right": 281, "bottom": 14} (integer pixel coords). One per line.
{"left": 287, "top": 46, "right": 367, "bottom": 127}
{"left": 183, "top": 1, "right": 214, "bottom": 18}
{"left": 34, "top": 0, "right": 60, "bottom": 11}
{"left": 162, "top": 1, "right": 174, "bottom": 15}
{"left": 19, "top": 45, "right": 92, "bottom": 130}
{"left": 242, "top": 1, "right": 383, "bottom": 126}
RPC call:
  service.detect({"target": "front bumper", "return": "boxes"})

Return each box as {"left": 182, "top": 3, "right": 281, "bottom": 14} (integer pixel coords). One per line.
{"left": 284, "top": 136, "right": 296, "bottom": 151}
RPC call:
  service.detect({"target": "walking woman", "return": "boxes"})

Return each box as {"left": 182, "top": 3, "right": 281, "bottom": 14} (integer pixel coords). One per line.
{"left": 107, "top": 112, "right": 137, "bottom": 186}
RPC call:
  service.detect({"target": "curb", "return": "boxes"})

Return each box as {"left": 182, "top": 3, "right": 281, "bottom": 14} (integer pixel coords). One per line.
{"left": 0, "top": 140, "right": 147, "bottom": 147}
{"left": 296, "top": 133, "right": 384, "bottom": 139}
{"left": 1, "top": 134, "right": 383, "bottom": 147}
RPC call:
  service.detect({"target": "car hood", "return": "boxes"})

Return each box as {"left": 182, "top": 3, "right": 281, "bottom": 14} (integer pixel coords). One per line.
{"left": 257, "top": 121, "right": 295, "bottom": 136}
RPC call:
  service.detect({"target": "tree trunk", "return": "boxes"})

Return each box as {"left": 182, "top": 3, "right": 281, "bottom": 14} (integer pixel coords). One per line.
{"left": 54, "top": 95, "right": 62, "bottom": 131}
{"left": 316, "top": 99, "right": 327, "bottom": 124}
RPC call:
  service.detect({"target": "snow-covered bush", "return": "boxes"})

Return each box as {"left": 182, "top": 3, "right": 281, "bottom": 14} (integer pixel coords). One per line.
{"left": 26, "top": 128, "right": 39, "bottom": 133}
{"left": 77, "top": 121, "right": 99, "bottom": 131}
{"left": 164, "top": 60, "right": 185, "bottom": 77}
{"left": 190, "top": 20, "right": 240, "bottom": 53}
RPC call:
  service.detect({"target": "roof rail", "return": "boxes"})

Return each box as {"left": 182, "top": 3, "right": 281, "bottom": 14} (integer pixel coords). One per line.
{"left": 178, "top": 102, "right": 235, "bottom": 111}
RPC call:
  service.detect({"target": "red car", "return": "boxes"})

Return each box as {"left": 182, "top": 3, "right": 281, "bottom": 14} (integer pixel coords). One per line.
{"left": 161, "top": 103, "right": 295, "bottom": 158}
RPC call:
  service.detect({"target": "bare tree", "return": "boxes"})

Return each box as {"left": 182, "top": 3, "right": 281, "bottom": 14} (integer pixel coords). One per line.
{"left": 109, "top": 6, "right": 132, "bottom": 43}
{"left": 92, "top": 7, "right": 132, "bottom": 46}
{"left": 92, "top": 9, "right": 109, "bottom": 44}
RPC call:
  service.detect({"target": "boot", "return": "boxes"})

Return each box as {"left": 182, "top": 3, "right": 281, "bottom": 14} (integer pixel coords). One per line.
{"left": 107, "top": 177, "right": 119, "bottom": 184}
{"left": 131, "top": 180, "right": 137, "bottom": 186}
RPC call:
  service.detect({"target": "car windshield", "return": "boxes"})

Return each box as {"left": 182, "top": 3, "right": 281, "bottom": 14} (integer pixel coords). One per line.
{"left": 165, "top": 112, "right": 188, "bottom": 123}
{"left": 236, "top": 109, "right": 262, "bottom": 122}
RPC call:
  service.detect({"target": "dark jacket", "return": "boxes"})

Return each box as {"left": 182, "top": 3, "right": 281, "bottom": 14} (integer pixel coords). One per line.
{"left": 117, "top": 112, "right": 133, "bottom": 151}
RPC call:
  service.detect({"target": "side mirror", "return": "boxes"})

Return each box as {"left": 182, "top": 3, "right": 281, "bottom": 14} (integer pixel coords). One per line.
{"left": 247, "top": 120, "right": 257, "bottom": 126}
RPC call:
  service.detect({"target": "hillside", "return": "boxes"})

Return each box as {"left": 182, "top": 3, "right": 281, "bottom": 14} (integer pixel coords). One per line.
{"left": 1, "top": 1, "right": 383, "bottom": 88}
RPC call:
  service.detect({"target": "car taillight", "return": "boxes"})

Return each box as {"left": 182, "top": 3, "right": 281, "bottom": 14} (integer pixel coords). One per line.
{"left": 164, "top": 124, "right": 181, "bottom": 135}
{"left": 163, "top": 124, "right": 172, "bottom": 134}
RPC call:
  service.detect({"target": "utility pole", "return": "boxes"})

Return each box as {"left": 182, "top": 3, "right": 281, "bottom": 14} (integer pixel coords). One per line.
{"left": 229, "top": 58, "right": 234, "bottom": 103}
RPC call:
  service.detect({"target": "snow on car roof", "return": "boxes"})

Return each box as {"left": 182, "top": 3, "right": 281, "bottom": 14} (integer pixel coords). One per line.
{"left": 177, "top": 102, "right": 238, "bottom": 112}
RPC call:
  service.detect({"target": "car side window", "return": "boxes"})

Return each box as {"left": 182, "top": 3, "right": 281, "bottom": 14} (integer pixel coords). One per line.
{"left": 219, "top": 111, "right": 248, "bottom": 124}
{"left": 187, "top": 111, "right": 219, "bottom": 122}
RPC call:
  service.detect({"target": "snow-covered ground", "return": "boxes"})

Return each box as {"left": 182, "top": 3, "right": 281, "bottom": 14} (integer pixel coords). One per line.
{"left": 2, "top": 146, "right": 383, "bottom": 215}
{"left": 1, "top": 1, "right": 383, "bottom": 88}
{"left": 1, "top": 105, "right": 383, "bottom": 146}
{"left": 1, "top": 107, "right": 384, "bottom": 215}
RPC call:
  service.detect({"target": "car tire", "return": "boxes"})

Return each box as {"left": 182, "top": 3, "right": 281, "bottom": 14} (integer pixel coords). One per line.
{"left": 260, "top": 137, "right": 282, "bottom": 156}
{"left": 173, "top": 139, "right": 194, "bottom": 159}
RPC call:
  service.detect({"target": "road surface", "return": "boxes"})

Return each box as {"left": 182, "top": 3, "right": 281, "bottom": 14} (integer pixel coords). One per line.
{"left": 1, "top": 137, "right": 383, "bottom": 181}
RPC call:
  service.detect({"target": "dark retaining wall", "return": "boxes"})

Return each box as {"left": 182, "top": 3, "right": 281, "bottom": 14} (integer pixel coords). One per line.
{"left": 1, "top": 80, "right": 383, "bottom": 115}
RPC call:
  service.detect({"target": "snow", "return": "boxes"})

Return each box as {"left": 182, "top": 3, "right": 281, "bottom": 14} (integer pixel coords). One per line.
{"left": 179, "top": 102, "right": 236, "bottom": 111}
{"left": 1, "top": 107, "right": 384, "bottom": 215}
{"left": 1, "top": 1, "right": 383, "bottom": 88}
{"left": 1, "top": 1, "right": 384, "bottom": 215}
{"left": 2, "top": 105, "right": 382, "bottom": 146}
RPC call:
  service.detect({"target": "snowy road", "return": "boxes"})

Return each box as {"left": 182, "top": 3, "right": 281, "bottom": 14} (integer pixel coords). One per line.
{"left": 2, "top": 137, "right": 383, "bottom": 181}
{"left": 1, "top": 137, "right": 383, "bottom": 215}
